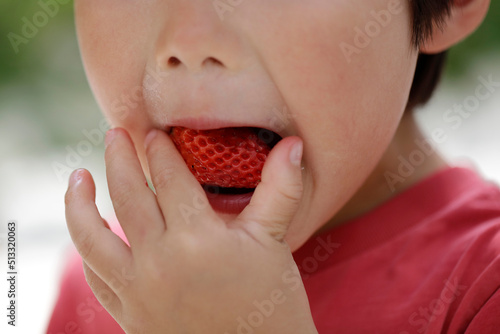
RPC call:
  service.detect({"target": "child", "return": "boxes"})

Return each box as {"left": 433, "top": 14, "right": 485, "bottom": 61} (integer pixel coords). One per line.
{"left": 47, "top": 0, "right": 499, "bottom": 333}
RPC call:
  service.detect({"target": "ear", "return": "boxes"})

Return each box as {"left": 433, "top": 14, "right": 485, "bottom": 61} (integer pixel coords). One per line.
{"left": 420, "top": 0, "right": 490, "bottom": 54}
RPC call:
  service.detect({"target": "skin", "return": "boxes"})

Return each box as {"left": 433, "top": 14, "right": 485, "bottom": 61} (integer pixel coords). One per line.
{"left": 66, "top": 0, "right": 489, "bottom": 332}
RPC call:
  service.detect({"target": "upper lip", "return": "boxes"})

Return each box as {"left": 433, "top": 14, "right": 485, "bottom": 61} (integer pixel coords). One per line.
{"left": 163, "top": 116, "right": 289, "bottom": 140}
{"left": 144, "top": 68, "right": 292, "bottom": 140}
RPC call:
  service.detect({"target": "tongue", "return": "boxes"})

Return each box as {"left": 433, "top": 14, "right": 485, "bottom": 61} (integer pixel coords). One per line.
{"left": 169, "top": 127, "right": 278, "bottom": 188}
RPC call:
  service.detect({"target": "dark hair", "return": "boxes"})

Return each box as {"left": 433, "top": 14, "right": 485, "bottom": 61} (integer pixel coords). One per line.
{"left": 407, "top": 0, "right": 454, "bottom": 110}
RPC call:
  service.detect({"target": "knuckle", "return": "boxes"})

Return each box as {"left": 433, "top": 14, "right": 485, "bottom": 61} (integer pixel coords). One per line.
{"left": 83, "top": 267, "right": 98, "bottom": 290}
{"left": 277, "top": 183, "right": 302, "bottom": 205}
{"left": 143, "top": 257, "right": 169, "bottom": 283}
{"left": 266, "top": 184, "right": 303, "bottom": 223}
{"left": 64, "top": 188, "right": 73, "bottom": 206}
{"left": 170, "top": 229, "right": 207, "bottom": 259}
{"left": 75, "top": 230, "right": 96, "bottom": 260}
{"left": 152, "top": 167, "right": 175, "bottom": 190}
{"left": 64, "top": 186, "right": 79, "bottom": 207}
{"left": 110, "top": 182, "right": 135, "bottom": 212}
{"left": 267, "top": 225, "right": 287, "bottom": 241}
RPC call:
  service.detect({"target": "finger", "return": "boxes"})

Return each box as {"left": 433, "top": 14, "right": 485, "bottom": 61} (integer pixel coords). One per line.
{"left": 236, "top": 136, "right": 304, "bottom": 242}
{"left": 144, "top": 129, "right": 221, "bottom": 228}
{"left": 105, "top": 128, "right": 166, "bottom": 246}
{"left": 65, "top": 168, "right": 134, "bottom": 290}
{"left": 82, "top": 261, "right": 122, "bottom": 316}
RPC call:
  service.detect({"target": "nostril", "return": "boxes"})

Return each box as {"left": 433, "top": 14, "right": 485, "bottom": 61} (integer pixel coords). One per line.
{"left": 206, "top": 57, "right": 223, "bottom": 66}
{"left": 168, "top": 57, "right": 181, "bottom": 66}
{"left": 166, "top": 56, "right": 223, "bottom": 69}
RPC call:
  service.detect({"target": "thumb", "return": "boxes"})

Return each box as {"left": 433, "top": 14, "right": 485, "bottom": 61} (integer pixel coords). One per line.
{"left": 236, "top": 136, "right": 304, "bottom": 242}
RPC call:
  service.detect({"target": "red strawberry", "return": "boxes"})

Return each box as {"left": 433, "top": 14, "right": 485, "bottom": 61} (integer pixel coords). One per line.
{"left": 170, "top": 127, "right": 274, "bottom": 188}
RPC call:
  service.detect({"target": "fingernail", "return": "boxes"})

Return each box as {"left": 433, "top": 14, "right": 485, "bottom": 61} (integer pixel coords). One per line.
{"left": 69, "top": 169, "right": 85, "bottom": 187}
{"left": 144, "top": 129, "right": 158, "bottom": 148}
{"left": 289, "top": 140, "right": 303, "bottom": 167}
{"left": 105, "top": 129, "right": 116, "bottom": 148}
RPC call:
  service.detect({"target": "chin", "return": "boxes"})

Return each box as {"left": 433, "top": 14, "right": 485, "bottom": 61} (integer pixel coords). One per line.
{"left": 215, "top": 211, "right": 239, "bottom": 224}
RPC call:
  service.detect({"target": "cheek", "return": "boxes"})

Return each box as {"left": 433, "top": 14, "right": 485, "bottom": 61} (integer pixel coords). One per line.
{"left": 253, "top": 0, "right": 416, "bottom": 146}
{"left": 75, "top": 0, "right": 154, "bottom": 131}
{"left": 251, "top": 1, "right": 418, "bottom": 241}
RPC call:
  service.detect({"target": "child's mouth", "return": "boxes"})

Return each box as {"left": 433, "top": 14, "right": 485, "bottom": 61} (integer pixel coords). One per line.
{"left": 169, "top": 126, "right": 282, "bottom": 214}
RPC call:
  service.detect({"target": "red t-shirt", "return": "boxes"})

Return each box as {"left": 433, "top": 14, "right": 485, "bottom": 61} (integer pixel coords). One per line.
{"left": 46, "top": 167, "right": 500, "bottom": 333}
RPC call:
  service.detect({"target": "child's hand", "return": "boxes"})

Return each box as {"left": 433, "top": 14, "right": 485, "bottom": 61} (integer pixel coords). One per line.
{"left": 64, "top": 128, "right": 317, "bottom": 334}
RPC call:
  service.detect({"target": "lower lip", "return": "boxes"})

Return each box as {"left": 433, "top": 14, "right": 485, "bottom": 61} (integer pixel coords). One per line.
{"left": 204, "top": 189, "right": 254, "bottom": 214}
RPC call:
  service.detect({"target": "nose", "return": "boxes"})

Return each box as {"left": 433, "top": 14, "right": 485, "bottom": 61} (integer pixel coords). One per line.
{"left": 155, "top": 2, "right": 237, "bottom": 73}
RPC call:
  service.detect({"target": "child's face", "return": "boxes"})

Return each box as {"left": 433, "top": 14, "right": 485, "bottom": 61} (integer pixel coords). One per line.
{"left": 75, "top": 0, "right": 418, "bottom": 250}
